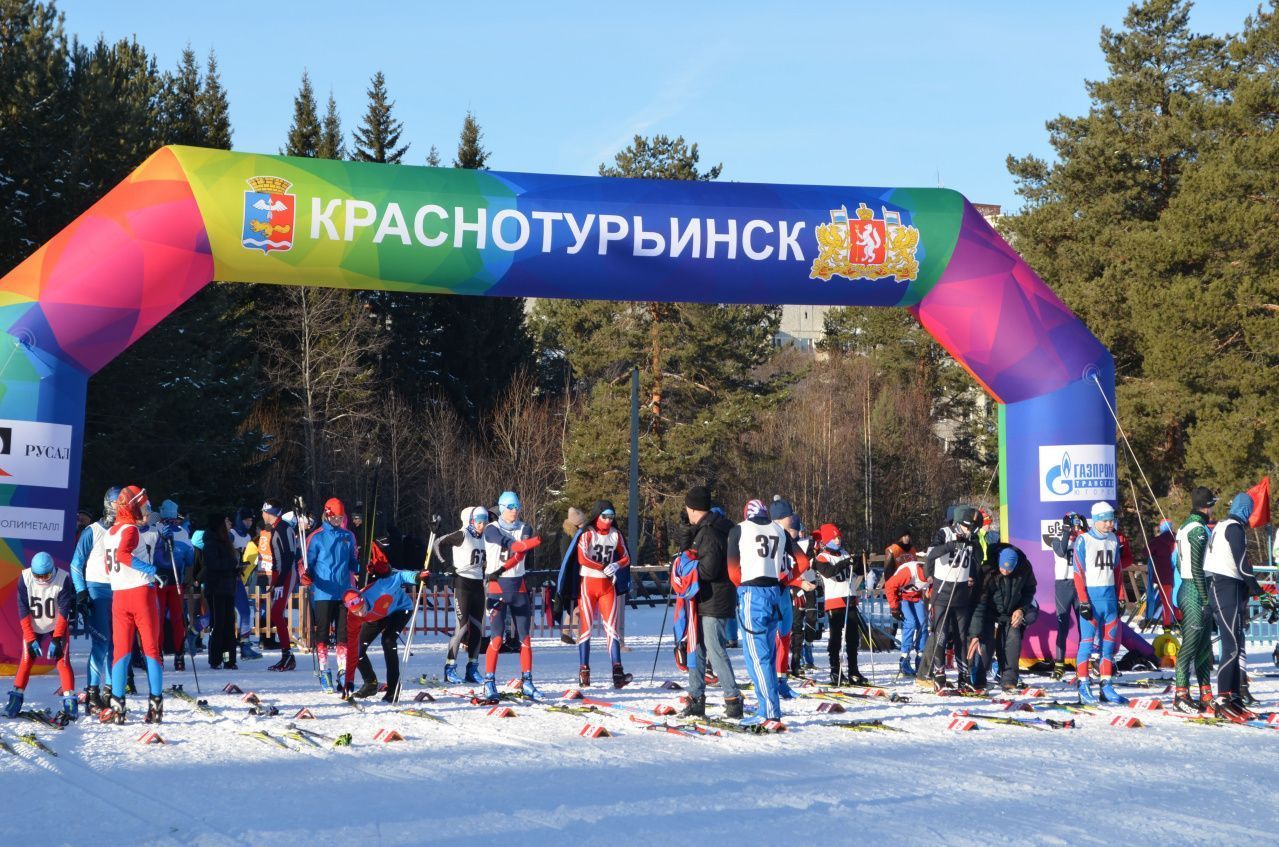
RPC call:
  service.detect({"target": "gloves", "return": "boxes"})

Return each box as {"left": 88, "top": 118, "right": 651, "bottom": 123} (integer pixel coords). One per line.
{"left": 272, "top": 586, "right": 284, "bottom": 601}
{"left": 1078, "top": 602, "right": 1093, "bottom": 622}
{"left": 603, "top": 563, "right": 619, "bottom": 578}
{"left": 891, "top": 608, "right": 905, "bottom": 622}
{"left": 159, "top": 523, "right": 176, "bottom": 540}
{"left": 416, "top": 570, "right": 431, "bottom": 581}
{"left": 510, "top": 536, "right": 542, "bottom": 554}
{"left": 76, "top": 590, "right": 91, "bottom": 618}
{"left": 26, "top": 640, "right": 41, "bottom": 659}
{"left": 45, "top": 638, "right": 63, "bottom": 661}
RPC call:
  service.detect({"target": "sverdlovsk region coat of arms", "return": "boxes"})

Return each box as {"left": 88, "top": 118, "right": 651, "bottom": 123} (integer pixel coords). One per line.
{"left": 242, "top": 175, "right": 295, "bottom": 254}
{"left": 810, "top": 202, "right": 919, "bottom": 282}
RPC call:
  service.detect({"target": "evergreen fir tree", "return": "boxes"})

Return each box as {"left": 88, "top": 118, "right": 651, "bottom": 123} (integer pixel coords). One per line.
{"left": 160, "top": 46, "right": 203, "bottom": 145}
{"left": 453, "top": 111, "right": 488, "bottom": 169}
{"left": 199, "top": 50, "right": 232, "bottom": 149}
{"left": 283, "top": 71, "right": 320, "bottom": 157}
{"left": 425, "top": 144, "right": 441, "bottom": 167}
{"left": 318, "top": 91, "right": 345, "bottom": 160}
{"left": 351, "top": 70, "right": 408, "bottom": 163}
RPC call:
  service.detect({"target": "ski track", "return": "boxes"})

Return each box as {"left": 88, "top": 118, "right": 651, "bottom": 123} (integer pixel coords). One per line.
{"left": 2, "top": 609, "right": 1276, "bottom": 847}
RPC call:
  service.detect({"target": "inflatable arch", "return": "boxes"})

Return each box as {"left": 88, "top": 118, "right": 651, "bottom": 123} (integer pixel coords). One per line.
{"left": 0, "top": 146, "right": 1125, "bottom": 667}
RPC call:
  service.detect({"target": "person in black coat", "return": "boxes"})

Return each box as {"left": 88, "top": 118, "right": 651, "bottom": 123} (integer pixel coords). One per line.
{"left": 967, "top": 544, "right": 1038, "bottom": 692}
{"left": 678, "top": 486, "right": 744, "bottom": 719}
{"left": 201, "top": 515, "right": 241, "bottom": 670}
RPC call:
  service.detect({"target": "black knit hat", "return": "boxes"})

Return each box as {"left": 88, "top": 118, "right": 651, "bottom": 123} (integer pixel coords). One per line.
{"left": 684, "top": 486, "right": 712, "bottom": 511}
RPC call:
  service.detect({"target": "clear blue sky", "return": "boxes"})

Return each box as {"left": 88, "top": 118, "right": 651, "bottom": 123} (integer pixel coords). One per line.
{"left": 54, "top": 0, "right": 1259, "bottom": 210}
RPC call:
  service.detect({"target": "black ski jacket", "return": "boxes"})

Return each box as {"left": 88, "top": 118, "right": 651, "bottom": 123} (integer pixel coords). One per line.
{"left": 690, "top": 512, "right": 736, "bottom": 619}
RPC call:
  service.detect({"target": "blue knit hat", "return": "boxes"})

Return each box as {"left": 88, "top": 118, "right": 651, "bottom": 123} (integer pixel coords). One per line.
{"left": 30, "top": 551, "right": 54, "bottom": 576}
{"left": 998, "top": 548, "right": 1018, "bottom": 573}
{"left": 1229, "top": 492, "right": 1254, "bottom": 523}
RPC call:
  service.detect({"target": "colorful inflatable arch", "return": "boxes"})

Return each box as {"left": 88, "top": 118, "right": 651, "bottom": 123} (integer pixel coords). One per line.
{"left": 0, "top": 146, "right": 1122, "bottom": 667}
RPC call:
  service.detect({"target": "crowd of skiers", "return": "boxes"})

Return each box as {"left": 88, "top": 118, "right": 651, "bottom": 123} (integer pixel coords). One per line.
{"left": 6, "top": 479, "right": 1278, "bottom": 728}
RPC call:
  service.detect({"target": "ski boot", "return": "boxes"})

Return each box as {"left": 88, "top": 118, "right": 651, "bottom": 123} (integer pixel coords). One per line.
{"left": 830, "top": 670, "right": 843, "bottom": 687}
{"left": 464, "top": 660, "right": 482, "bottom": 684}
{"left": 1051, "top": 662, "right": 1066, "bottom": 681}
{"left": 1273, "top": 643, "right": 1279, "bottom": 668}
{"left": 353, "top": 677, "right": 380, "bottom": 699}
{"left": 1240, "top": 678, "right": 1257, "bottom": 707}
{"left": 100, "top": 695, "right": 126, "bottom": 724}
{"left": 846, "top": 671, "right": 869, "bottom": 687}
{"left": 1199, "top": 684, "right": 1214, "bottom": 712}
{"left": 678, "top": 695, "right": 706, "bottom": 718}
{"left": 578, "top": 665, "right": 590, "bottom": 687}
{"left": 724, "top": 696, "right": 744, "bottom": 719}
{"left": 1099, "top": 679, "right": 1128, "bottom": 705}
{"left": 239, "top": 640, "right": 262, "bottom": 661}
{"left": 4, "top": 689, "right": 23, "bottom": 718}
{"left": 612, "top": 664, "right": 633, "bottom": 689}
{"left": 144, "top": 694, "right": 163, "bottom": 724}
{"left": 174, "top": 653, "right": 185, "bottom": 672}
{"left": 84, "top": 685, "right": 103, "bottom": 716}
{"left": 1171, "top": 687, "right": 1203, "bottom": 714}
{"left": 479, "top": 673, "right": 500, "bottom": 705}
{"left": 268, "top": 652, "right": 296, "bottom": 672}
{"left": 61, "top": 692, "right": 78, "bottom": 723}
{"left": 704, "top": 670, "right": 719, "bottom": 686}
{"left": 898, "top": 656, "right": 912, "bottom": 678}
{"left": 518, "top": 671, "right": 542, "bottom": 700}
{"left": 1077, "top": 679, "right": 1099, "bottom": 706}
{"left": 444, "top": 662, "right": 464, "bottom": 685}
{"left": 382, "top": 684, "right": 401, "bottom": 704}
{"left": 776, "top": 678, "right": 796, "bottom": 700}
{"left": 126, "top": 668, "right": 136, "bottom": 694}
{"left": 1212, "top": 695, "right": 1255, "bottom": 724}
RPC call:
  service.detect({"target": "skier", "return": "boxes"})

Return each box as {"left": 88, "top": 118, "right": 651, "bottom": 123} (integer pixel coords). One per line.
{"left": 1073, "top": 501, "right": 1127, "bottom": 705}
{"left": 101, "top": 486, "right": 164, "bottom": 724}
{"left": 200, "top": 515, "right": 241, "bottom": 669}
{"left": 70, "top": 486, "right": 119, "bottom": 714}
{"left": 434, "top": 506, "right": 490, "bottom": 684}
{"left": 967, "top": 545, "right": 1037, "bottom": 692}
{"left": 767, "top": 498, "right": 813, "bottom": 698}
{"left": 1050, "top": 512, "right": 1089, "bottom": 678}
{"left": 228, "top": 506, "right": 262, "bottom": 661}
{"left": 340, "top": 561, "right": 429, "bottom": 701}
{"left": 261, "top": 500, "right": 298, "bottom": 671}
{"left": 884, "top": 530, "right": 915, "bottom": 581}
{"left": 6, "top": 552, "right": 77, "bottom": 721}
{"left": 151, "top": 499, "right": 193, "bottom": 671}
{"left": 573, "top": 499, "right": 632, "bottom": 688}
{"left": 884, "top": 545, "right": 928, "bottom": 677}
{"left": 1205, "top": 492, "right": 1275, "bottom": 721}
{"left": 1172, "top": 486, "right": 1216, "bottom": 712}
{"left": 304, "top": 498, "right": 360, "bottom": 692}
{"left": 923, "top": 506, "right": 983, "bottom": 692}
{"left": 812, "top": 524, "right": 867, "bottom": 686}
{"left": 728, "top": 499, "right": 810, "bottom": 724}
{"left": 677, "top": 486, "right": 743, "bottom": 719}
{"left": 480, "top": 491, "right": 543, "bottom": 703}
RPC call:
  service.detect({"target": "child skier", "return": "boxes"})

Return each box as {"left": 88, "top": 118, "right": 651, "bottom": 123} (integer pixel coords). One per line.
{"left": 102, "top": 486, "right": 164, "bottom": 724}
{"left": 1073, "top": 501, "right": 1127, "bottom": 705}
{"left": 340, "top": 561, "right": 429, "bottom": 701}
{"left": 480, "top": 491, "right": 542, "bottom": 703}
{"left": 152, "top": 499, "right": 194, "bottom": 671}
{"left": 69, "top": 486, "right": 119, "bottom": 714}
{"left": 813, "top": 524, "right": 867, "bottom": 686}
{"left": 6, "top": 552, "right": 77, "bottom": 721}
{"left": 573, "top": 499, "right": 632, "bottom": 688}
{"left": 434, "top": 507, "right": 490, "bottom": 684}
{"left": 728, "top": 499, "right": 810, "bottom": 724}
{"left": 884, "top": 546, "right": 928, "bottom": 677}
{"left": 304, "top": 498, "right": 360, "bottom": 692}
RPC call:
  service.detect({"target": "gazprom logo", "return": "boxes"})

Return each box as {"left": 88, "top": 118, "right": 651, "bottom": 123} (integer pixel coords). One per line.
{"left": 1038, "top": 444, "right": 1116, "bottom": 503}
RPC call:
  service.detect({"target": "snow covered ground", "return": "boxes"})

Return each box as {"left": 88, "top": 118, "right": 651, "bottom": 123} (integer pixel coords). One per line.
{"left": 3, "top": 607, "right": 1277, "bottom": 847}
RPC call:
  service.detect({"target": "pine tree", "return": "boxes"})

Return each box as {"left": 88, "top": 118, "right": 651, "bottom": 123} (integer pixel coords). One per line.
{"left": 425, "top": 144, "right": 441, "bottom": 167}
{"left": 318, "top": 91, "right": 345, "bottom": 160}
{"left": 453, "top": 111, "right": 488, "bottom": 169}
{"left": 198, "top": 51, "right": 232, "bottom": 149}
{"left": 283, "top": 71, "right": 320, "bottom": 157}
{"left": 160, "top": 46, "right": 203, "bottom": 145}
{"left": 0, "top": 0, "right": 72, "bottom": 268}
{"left": 351, "top": 70, "right": 408, "bottom": 163}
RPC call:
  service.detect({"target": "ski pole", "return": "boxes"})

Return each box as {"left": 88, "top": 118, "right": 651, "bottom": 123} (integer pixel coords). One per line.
{"left": 294, "top": 502, "right": 319, "bottom": 676}
{"left": 393, "top": 514, "right": 440, "bottom": 705}
{"left": 860, "top": 551, "right": 877, "bottom": 686}
{"left": 649, "top": 567, "right": 674, "bottom": 684}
